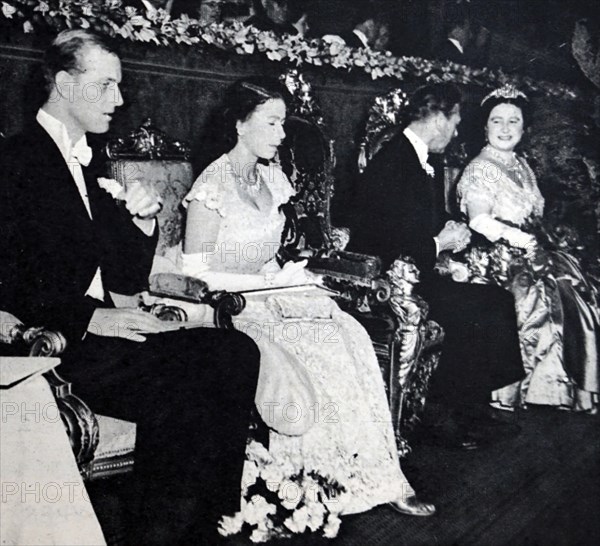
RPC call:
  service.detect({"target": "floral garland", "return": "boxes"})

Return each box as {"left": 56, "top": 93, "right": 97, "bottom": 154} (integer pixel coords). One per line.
{"left": 1, "top": 0, "right": 579, "bottom": 100}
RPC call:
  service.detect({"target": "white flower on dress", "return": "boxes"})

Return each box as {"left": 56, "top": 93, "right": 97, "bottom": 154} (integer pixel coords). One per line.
{"left": 323, "top": 514, "right": 342, "bottom": 538}
{"left": 283, "top": 505, "right": 310, "bottom": 534}
{"left": 242, "top": 495, "right": 277, "bottom": 527}
{"left": 304, "top": 498, "right": 326, "bottom": 531}
{"left": 1, "top": 2, "right": 17, "bottom": 18}
{"left": 246, "top": 439, "right": 274, "bottom": 466}
{"left": 259, "top": 460, "right": 285, "bottom": 488}
{"left": 218, "top": 512, "right": 244, "bottom": 537}
{"left": 97, "top": 177, "right": 125, "bottom": 200}
{"left": 278, "top": 480, "right": 302, "bottom": 510}
{"left": 249, "top": 525, "right": 271, "bottom": 543}
{"left": 448, "top": 259, "right": 470, "bottom": 282}
{"left": 242, "top": 460, "right": 260, "bottom": 493}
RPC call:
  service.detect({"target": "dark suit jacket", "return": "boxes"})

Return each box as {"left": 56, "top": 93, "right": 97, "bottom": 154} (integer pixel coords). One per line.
{"left": 348, "top": 132, "right": 448, "bottom": 278}
{"left": 0, "top": 122, "right": 157, "bottom": 345}
{"left": 340, "top": 30, "right": 368, "bottom": 49}
{"left": 349, "top": 132, "right": 525, "bottom": 400}
{"left": 245, "top": 13, "right": 298, "bottom": 36}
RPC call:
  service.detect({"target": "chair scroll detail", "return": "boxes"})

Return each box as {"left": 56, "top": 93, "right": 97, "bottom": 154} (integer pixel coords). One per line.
{"left": 147, "top": 273, "right": 246, "bottom": 329}
{"left": 8, "top": 324, "right": 100, "bottom": 478}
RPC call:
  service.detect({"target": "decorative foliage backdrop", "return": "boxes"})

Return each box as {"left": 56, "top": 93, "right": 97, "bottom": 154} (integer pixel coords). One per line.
{"left": 0, "top": 0, "right": 579, "bottom": 99}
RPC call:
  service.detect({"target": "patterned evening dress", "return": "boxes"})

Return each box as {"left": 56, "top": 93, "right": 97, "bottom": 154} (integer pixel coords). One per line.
{"left": 457, "top": 146, "right": 599, "bottom": 412}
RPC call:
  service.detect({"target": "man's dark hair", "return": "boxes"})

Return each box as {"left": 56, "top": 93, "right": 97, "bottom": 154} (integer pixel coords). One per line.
{"left": 443, "top": 3, "right": 471, "bottom": 35}
{"left": 351, "top": 1, "right": 389, "bottom": 28}
{"left": 42, "top": 30, "right": 118, "bottom": 98}
{"left": 405, "top": 83, "right": 463, "bottom": 123}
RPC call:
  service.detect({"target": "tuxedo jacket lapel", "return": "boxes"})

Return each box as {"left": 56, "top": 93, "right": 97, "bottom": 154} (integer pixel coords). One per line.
{"left": 397, "top": 135, "right": 438, "bottom": 233}
{"left": 29, "top": 122, "right": 96, "bottom": 230}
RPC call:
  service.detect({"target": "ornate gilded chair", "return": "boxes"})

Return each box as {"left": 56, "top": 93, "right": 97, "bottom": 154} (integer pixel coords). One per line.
{"left": 278, "top": 71, "right": 444, "bottom": 455}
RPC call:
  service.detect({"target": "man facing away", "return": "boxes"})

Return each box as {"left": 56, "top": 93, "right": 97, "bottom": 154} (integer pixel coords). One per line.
{"left": 349, "top": 83, "right": 524, "bottom": 450}
{"left": 0, "top": 29, "right": 260, "bottom": 544}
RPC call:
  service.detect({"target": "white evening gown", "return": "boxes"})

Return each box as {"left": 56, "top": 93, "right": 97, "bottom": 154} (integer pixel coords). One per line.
{"left": 181, "top": 155, "right": 414, "bottom": 534}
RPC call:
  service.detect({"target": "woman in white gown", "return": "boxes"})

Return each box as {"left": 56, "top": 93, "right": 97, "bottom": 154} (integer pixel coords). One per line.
{"left": 180, "top": 77, "right": 435, "bottom": 539}
{"left": 455, "top": 85, "right": 599, "bottom": 412}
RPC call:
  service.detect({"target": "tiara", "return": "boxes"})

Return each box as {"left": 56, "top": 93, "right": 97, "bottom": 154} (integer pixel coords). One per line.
{"left": 480, "top": 84, "right": 528, "bottom": 105}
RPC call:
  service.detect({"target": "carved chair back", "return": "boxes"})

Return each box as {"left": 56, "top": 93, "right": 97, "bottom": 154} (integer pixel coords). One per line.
{"left": 278, "top": 70, "right": 348, "bottom": 256}
{"left": 106, "top": 118, "right": 194, "bottom": 259}
{"left": 357, "top": 87, "right": 409, "bottom": 174}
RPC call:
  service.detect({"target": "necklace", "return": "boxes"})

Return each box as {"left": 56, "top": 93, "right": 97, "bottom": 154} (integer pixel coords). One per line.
{"left": 483, "top": 144, "right": 518, "bottom": 169}
{"left": 483, "top": 145, "right": 534, "bottom": 189}
{"left": 229, "top": 158, "right": 262, "bottom": 195}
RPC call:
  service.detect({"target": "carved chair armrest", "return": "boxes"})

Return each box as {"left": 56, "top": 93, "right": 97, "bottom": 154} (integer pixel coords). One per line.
{"left": 147, "top": 273, "right": 246, "bottom": 329}
{"left": 308, "top": 250, "right": 382, "bottom": 286}
{"left": 7, "top": 324, "right": 100, "bottom": 476}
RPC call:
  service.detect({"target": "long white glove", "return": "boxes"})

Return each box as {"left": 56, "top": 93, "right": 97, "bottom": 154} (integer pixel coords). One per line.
{"left": 180, "top": 252, "right": 266, "bottom": 291}
{"left": 469, "top": 214, "right": 536, "bottom": 250}
{"left": 180, "top": 253, "right": 311, "bottom": 292}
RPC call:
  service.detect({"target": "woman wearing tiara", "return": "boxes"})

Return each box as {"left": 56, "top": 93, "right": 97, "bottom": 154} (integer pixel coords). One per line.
{"left": 455, "top": 85, "right": 599, "bottom": 412}
{"left": 179, "top": 77, "right": 435, "bottom": 539}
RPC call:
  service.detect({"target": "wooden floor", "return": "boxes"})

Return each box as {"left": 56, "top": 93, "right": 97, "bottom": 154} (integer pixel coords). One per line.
{"left": 241, "top": 407, "right": 600, "bottom": 546}
{"left": 93, "top": 407, "right": 600, "bottom": 546}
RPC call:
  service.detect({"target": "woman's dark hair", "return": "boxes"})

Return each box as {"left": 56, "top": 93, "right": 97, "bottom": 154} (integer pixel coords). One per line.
{"left": 405, "top": 83, "right": 463, "bottom": 124}
{"left": 42, "top": 29, "right": 118, "bottom": 99}
{"left": 479, "top": 95, "right": 531, "bottom": 130}
{"left": 221, "top": 76, "right": 289, "bottom": 149}
{"left": 193, "top": 76, "right": 290, "bottom": 175}
{"left": 477, "top": 95, "right": 532, "bottom": 150}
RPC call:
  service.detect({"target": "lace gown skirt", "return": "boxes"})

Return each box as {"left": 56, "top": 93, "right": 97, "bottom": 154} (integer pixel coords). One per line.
{"left": 234, "top": 295, "right": 412, "bottom": 515}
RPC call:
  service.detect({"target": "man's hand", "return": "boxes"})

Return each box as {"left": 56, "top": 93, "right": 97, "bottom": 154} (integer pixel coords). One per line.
{"left": 88, "top": 308, "right": 165, "bottom": 342}
{"left": 124, "top": 181, "right": 162, "bottom": 235}
{"left": 436, "top": 220, "right": 471, "bottom": 253}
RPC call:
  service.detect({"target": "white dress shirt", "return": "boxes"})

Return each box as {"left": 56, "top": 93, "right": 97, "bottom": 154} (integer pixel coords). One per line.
{"left": 36, "top": 108, "right": 105, "bottom": 302}
{"left": 352, "top": 28, "right": 369, "bottom": 48}
{"left": 448, "top": 38, "right": 464, "bottom": 54}
{"left": 403, "top": 127, "right": 435, "bottom": 177}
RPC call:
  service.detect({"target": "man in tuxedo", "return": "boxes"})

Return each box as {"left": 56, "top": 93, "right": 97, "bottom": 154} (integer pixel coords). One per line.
{"left": 246, "top": 0, "right": 298, "bottom": 35}
{"left": 434, "top": 5, "right": 472, "bottom": 64}
{"left": 349, "top": 83, "right": 524, "bottom": 449}
{"left": 0, "top": 30, "right": 259, "bottom": 544}
{"left": 337, "top": 5, "right": 390, "bottom": 51}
